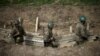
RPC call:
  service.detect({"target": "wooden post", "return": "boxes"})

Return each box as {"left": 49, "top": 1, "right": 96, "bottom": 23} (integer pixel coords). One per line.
{"left": 69, "top": 25, "right": 73, "bottom": 33}
{"left": 4, "top": 24, "right": 6, "bottom": 29}
{"left": 35, "top": 17, "right": 39, "bottom": 33}
{"left": 87, "top": 23, "right": 89, "bottom": 31}
{"left": 18, "top": 17, "right": 23, "bottom": 26}
{"left": 68, "top": 17, "right": 73, "bottom": 33}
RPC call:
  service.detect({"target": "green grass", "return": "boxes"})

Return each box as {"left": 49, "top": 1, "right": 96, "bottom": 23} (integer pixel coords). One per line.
{"left": 0, "top": 0, "right": 100, "bottom": 6}
{"left": 59, "top": 0, "right": 100, "bottom": 5}
{"left": 0, "top": 0, "right": 9, "bottom": 5}
{"left": 17, "top": 0, "right": 54, "bottom": 5}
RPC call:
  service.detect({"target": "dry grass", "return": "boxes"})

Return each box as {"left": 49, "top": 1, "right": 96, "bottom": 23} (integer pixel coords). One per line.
{"left": 0, "top": 5, "right": 100, "bottom": 35}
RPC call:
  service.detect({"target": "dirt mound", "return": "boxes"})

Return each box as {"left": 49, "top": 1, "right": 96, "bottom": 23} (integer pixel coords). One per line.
{"left": 0, "top": 40, "right": 8, "bottom": 47}
{"left": 0, "top": 5, "right": 100, "bottom": 35}
{"left": 0, "top": 41, "right": 100, "bottom": 56}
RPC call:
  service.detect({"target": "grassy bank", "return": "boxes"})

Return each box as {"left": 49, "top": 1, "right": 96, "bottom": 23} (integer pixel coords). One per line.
{"left": 0, "top": 0, "right": 100, "bottom": 6}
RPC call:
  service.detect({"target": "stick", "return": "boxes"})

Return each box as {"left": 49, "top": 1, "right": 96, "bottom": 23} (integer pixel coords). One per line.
{"left": 35, "top": 17, "right": 39, "bottom": 33}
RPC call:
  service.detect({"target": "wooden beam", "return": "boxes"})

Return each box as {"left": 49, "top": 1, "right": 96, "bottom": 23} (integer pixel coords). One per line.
{"left": 35, "top": 17, "right": 39, "bottom": 33}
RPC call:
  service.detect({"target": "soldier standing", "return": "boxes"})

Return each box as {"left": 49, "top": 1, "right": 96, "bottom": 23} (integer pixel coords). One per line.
{"left": 75, "top": 16, "right": 89, "bottom": 43}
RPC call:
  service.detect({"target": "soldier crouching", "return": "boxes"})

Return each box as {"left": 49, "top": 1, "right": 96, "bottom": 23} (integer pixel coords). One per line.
{"left": 44, "top": 21, "right": 58, "bottom": 47}
{"left": 75, "top": 16, "right": 90, "bottom": 44}
{"left": 10, "top": 18, "right": 26, "bottom": 44}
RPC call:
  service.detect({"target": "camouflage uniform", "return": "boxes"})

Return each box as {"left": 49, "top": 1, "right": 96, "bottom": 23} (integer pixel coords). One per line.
{"left": 44, "top": 21, "right": 56, "bottom": 47}
{"left": 75, "top": 16, "right": 89, "bottom": 43}
{"left": 11, "top": 18, "right": 26, "bottom": 44}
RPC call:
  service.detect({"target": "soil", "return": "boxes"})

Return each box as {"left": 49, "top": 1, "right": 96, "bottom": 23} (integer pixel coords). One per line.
{"left": 0, "top": 41, "right": 100, "bottom": 56}
{"left": 0, "top": 5, "right": 100, "bottom": 56}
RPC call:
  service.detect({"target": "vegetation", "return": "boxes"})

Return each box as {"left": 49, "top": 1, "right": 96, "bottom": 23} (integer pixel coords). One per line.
{"left": 0, "top": 0, "right": 100, "bottom": 6}
{"left": 59, "top": 0, "right": 100, "bottom": 5}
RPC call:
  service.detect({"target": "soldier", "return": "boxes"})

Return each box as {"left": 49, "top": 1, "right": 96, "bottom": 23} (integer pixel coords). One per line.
{"left": 10, "top": 18, "right": 26, "bottom": 44}
{"left": 75, "top": 16, "right": 89, "bottom": 43}
{"left": 44, "top": 21, "right": 56, "bottom": 47}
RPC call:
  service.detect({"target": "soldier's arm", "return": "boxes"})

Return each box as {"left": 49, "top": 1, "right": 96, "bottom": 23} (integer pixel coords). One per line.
{"left": 10, "top": 29, "right": 19, "bottom": 37}
{"left": 13, "top": 28, "right": 20, "bottom": 36}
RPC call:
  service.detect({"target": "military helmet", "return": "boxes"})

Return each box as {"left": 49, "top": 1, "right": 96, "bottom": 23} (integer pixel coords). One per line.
{"left": 48, "top": 21, "right": 54, "bottom": 29}
{"left": 79, "top": 16, "right": 86, "bottom": 22}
